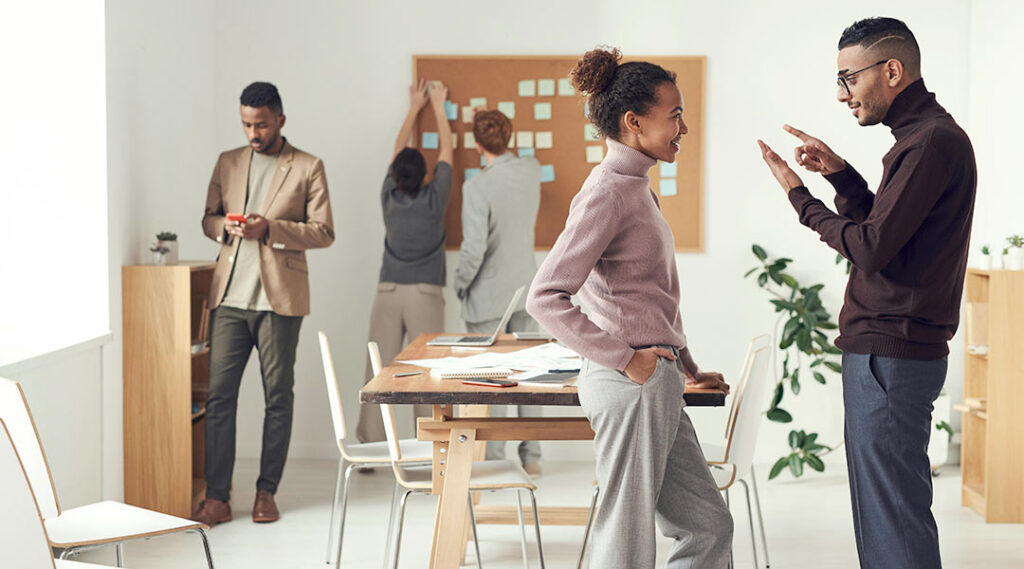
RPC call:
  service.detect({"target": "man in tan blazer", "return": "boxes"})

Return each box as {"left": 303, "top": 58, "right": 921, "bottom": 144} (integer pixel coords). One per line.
{"left": 192, "top": 82, "right": 334, "bottom": 527}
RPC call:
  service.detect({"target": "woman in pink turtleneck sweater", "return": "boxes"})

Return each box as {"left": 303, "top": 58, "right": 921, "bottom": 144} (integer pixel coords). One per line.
{"left": 526, "top": 48, "right": 733, "bottom": 568}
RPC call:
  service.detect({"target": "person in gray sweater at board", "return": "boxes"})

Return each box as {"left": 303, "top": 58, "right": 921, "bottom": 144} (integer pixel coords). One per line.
{"left": 454, "top": 108, "right": 544, "bottom": 477}
{"left": 356, "top": 79, "right": 453, "bottom": 447}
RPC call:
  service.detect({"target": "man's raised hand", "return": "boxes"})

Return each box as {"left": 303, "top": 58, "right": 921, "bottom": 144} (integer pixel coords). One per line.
{"left": 784, "top": 124, "right": 845, "bottom": 175}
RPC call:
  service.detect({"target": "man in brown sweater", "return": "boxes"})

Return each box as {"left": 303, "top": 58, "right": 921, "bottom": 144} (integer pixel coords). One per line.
{"left": 758, "top": 17, "right": 976, "bottom": 569}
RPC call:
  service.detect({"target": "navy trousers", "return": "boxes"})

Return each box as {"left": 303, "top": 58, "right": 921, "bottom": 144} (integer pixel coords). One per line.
{"left": 842, "top": 352, "right": 946, "bottom": 569}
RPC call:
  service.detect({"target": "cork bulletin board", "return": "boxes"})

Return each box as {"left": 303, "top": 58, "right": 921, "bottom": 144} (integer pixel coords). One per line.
{"left": 413, "top": 55, "right": 705, "bottom": 252}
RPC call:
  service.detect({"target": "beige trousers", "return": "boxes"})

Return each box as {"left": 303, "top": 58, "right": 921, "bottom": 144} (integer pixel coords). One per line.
{"left": 356, "top": 282, "right": 444, "bottom": 443}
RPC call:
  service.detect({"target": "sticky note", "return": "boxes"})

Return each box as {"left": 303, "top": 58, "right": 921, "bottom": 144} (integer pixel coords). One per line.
{"left": 464, "top": 132, "right": 476, "bottom": 148}
{"left": 534, "top": 102, "right": 552, "bottom": 120}
{"left": 421, "top": 132, "right": 439, "bottom": 149}
{"left": 538, "top": 79, "right": 556, "bottom": 96}
{"left": 558, "top": 78, "right": 575, "bottom": 96}
{"left": 518, "top": 80, "right": 536, "bottom": 97}
{"left": 518, "top": 148, "right": 535, "bottom": 157}
{"left": 508, "top": 135, "right": 515, "bottom": 148}
{"left": 540, "top": 165, "right": 555, "bottom": 183}
{"left": 498, "top": 101, "right": 516, "bottom": 118}
{"left": 535, "top": 131, "right": 553, "bottom": 149}
{"left": 517, "top": 131, "right": 534, "bottom": 148}
{"left": 462, "top": 106, "right": 475, "bottom": 123}
{"left": 444, "top": 101, "right": 459, "bottom": 121}
{"left": 660, "top": 161, "right": 678, "bottom": 177}
{"left": 480, "top": 154, "right": 487, "bottom": 167}
{"left": 659, "top": 179, "right": 677, "bottom": 197}
{"left": 469, "top": 97, "right": 487, "bottom": 108}
{"left": 451, "top": 133, "right": 458, "bottom": 149}
{"left": 584, "top": 101, "right": 590, "bottom": 118}
{"left": 585, "top": 145, "right": 604, "bottom": 163}
{"left": 465, "top": 168, "right": 481, "bottom": 180}
{"left": 584, "top": 124, "right": 601, "bottom": 141}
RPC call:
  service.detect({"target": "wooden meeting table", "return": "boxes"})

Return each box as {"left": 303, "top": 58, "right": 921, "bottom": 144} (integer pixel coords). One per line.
{"left": 360, "top": 333, "right": 725, "bottom": 569}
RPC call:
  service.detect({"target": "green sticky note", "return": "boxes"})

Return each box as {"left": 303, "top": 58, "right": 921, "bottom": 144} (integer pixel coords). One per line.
{"left": 465, "top": 168, "right": 481, "bottom": 180}
{"left": 518, "top": 148, "right": 535, "bottom": 157}
{"left": 538, "top": 79, "right": 556, "bottom": 96}
{"left": 534, "top": 102, "right": 552, "bottom": 120}
{"left": 421, "top": 132, "right": 439, "bottom": 149}
{"left": 558, "top": 78, "right": 575, "bottom": 96}
{"left": 497, "top": 101, "right": 515, "bottom": 118}
{"left": 540, "top": 165, "right": 555, "bottom": 183}
{"left": 659, "top": 179, "right": 677, "bottom": 197}
{"left": 660, "top": 161, "right": 677, "bottom": 177}
{"left": 469, "top": 97, "right": 487, "bottom": 108}
{"left": 444, "top": 101, "right": 458, "bottom": 121}
{"left": 518, "top": 80, "right": 536, "bottom": 97}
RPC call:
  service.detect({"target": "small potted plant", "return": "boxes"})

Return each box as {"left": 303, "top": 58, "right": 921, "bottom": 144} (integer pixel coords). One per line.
{"left": 155, "top": 231, "right": 178, "bottom": 265}
{"left": 1005, "top": 235, "right": 1024, "bottom": 270}
{"left": 979, "top": 245, "right": 992, "bottom": 270}
{"left": 149, "top": 243, "right": 169, "bottom": 265}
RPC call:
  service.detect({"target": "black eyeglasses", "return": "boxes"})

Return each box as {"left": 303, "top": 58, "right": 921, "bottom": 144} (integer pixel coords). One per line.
{"left": 837, "top": 60, "right": 888, "bottom": 96}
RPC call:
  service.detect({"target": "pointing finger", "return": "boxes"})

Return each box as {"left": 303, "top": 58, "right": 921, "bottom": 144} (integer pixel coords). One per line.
{"left": 783, "top": 124, "right": 812, "bottom": 142}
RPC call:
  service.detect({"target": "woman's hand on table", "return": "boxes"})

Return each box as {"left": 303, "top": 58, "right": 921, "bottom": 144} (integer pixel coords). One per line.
{"left": 686, "top": 371, "right": 730, "bottom": 394}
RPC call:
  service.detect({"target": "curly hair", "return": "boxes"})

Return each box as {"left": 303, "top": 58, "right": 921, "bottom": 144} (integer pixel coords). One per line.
{"left": 570, "top": 47, "right": 676, "bottom": 140}
{"left": 472, "top": 110, "right": 513, "bottom": 155}
{"left": 240, "top": 81, "right": 283, "bottom": 114}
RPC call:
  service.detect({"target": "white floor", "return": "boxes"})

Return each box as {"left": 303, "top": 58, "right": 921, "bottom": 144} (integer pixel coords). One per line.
{"left": 75, "top": 458, "right": 1023, "bottom": 568}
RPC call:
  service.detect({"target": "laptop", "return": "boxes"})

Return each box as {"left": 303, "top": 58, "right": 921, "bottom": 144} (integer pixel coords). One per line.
{"left": 427, "top": 286, "right": 526, "bottom": 347}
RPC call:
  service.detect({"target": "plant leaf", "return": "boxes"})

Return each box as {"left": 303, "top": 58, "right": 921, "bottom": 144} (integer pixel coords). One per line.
{"left": 767, "top": 267, "right": 783, "bottom": 285}
{"left": 744, "top": 267, "right": 759, "bottom": 278}
{"left": 791, "top": 375, "right": 801, "bottom": 395}
{"left": 813, "top": 371, "right": 827, "bottom": 384}
{"left": 753, "top": 244, "right": 767, "bottom": 261}
{"left": 788, "top": 454, "right": 804, "bottom": 477}
{"left": 824, "top": 361, "right": 842, "bottom": 373}
{"left": 767, "top": 408, "right": 793, "bottom": 423}
{"left": 769, "top": 456, "right": 789, "bottom": 480}
{"left": 805, "top": 454, "right": 825, "bottom": 472}
{"left": 796, "top": 329, "right": 812, "bottom": 352}
{"left": 781, "top": 274, "right": 800, "bottom": 289}
{"left": 788, "top": 430, "right": 800, "bottom": 449}
{"left": 816, "top": 321, "right": 838, "bottom": 330}
{"left": 771, "top": 383, "right": 783, "bottom": 409}
{"left": 757, "top": 272, "right": 768, "bottom": 287}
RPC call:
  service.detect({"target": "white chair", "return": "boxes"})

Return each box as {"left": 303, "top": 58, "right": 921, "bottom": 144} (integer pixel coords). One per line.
{"left": 0, "top": 377, "right": 213, "bottom": 568}
{"left": 369, "top": 342, "right": 546, "bottom": 569}
{"left": 318, "top": 332, "right": 433, "bottom": 566}
{"left": 0, "top": 417, "right": 143, "bottom": 569}
{"left": 702, "top": 337, "right": 773, "bottom": 568}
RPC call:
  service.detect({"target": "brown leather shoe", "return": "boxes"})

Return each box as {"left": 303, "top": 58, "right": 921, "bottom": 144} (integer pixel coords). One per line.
{"left": 190, "top": 498, "right": 232, "bottom": 527}
{"left": 252, "top": 490, "right": 280, "bottom": 523}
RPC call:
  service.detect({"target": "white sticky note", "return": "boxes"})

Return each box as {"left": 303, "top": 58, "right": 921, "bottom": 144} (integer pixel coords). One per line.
{"left": 659, "top": 179, "right": 678, "bottom": 197}
{"left": 534, "top": 102, "right": 552, "bottom": 120}
{"left": 464, "top": 132, "right": 476, "bottom": 148}
{"left": 451, "top": 133, "right": 458, "bottom": 149}
{"left": 516, "top": 131, "right": 534, "bottom": 148}
{"left": 584, "top": 124, "right": 601, "bottom": 141}
{"left": 469, "top": 97, "right": 487, "bottom": 108}
{"left": 535, "top": 131, "right": 553, "bottom": 149}
{"left": 518, "top": 80, "right": 536, "bottom": 97}
{"left": 508, "top": 134, "right": 515, "bottom": 148}
{"left": 497, "top": 101, "right": 515, "bottom": 119}
{"left": 585, "top": 145, "right": 604, "bottom": 163}
{"left": 558, "top": 78, "right": 575, "bottom": 96}
{"left": 660, "top": 161, "right": 678, "bottom": 177}
{"left": 462, "top": 106, "right": 475, "bottom": 123}
{"left": 538, "top": 79, "right": 556, "bottom": 96}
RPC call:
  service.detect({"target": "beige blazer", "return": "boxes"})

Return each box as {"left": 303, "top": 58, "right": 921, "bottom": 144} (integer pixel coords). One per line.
{"left": 202, "top": 140, "right": 334, "bottom": 317}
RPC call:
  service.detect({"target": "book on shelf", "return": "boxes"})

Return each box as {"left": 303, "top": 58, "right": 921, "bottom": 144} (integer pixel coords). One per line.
{"left": 430, "top": 367, "right": 513, "bottom": 380}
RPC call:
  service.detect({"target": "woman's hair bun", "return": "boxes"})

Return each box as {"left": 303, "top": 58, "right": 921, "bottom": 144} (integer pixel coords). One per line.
{"left": 570, "top": 46, "right": 621, "bottom": 95}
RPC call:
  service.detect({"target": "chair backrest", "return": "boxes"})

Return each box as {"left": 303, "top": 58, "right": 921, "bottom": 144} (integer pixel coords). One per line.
{"left": 722, "top": 335, "right": 771, "bottom": 440}
{"left": 369, "top": 341, "right": 423, "bottom": 488}
{"left": 317, "top": 331, "right": 348, "bottom": 446}
{"left": 0, "top": 418, "right": 58, "bottom": 569}
{"left": 721, "top": 345, "right": 772, "bottom": 477}
{"left": 0, "top": 377, "right": 61, "bottom": 519}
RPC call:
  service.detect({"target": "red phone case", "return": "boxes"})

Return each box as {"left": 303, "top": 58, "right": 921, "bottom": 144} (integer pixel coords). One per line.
{"left": 461, "top": 379, "right": 517, "bottom": 388}
{"left": 227, "top": 213, "right": 247, "bottom": 224}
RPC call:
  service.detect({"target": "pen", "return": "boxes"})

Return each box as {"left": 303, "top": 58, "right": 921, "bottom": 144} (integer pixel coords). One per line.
{"left": 548, "top": 368, "right": 580, "bottom": 373}
{"left": 394, "top": 371, "right": 423, "bottom": 377}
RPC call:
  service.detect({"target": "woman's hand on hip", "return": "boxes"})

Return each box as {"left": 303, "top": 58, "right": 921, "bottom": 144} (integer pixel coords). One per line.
{"left": 624, "top": 347, "right": 676, "bottom": 385}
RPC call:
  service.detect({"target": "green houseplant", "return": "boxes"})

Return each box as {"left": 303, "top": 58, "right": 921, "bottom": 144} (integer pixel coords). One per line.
{"left": 153, "top": 231, "right": 178, "bottom": 265}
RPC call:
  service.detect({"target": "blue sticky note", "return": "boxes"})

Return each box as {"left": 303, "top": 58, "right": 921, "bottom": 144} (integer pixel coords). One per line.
{"left": 659, "top": 179, "right": 677, "bottom": 197}
{"left": 480, "top": 154, "right": 488, "bottom": 167}
{"left": 660, "top": 161, "right": 677, "bottom": 177}
{"left": 465, "top": 168, "right": 481, "bottom": 180}
{"left": 421, "top": 132, "right": 439, "bottom": 149}
{"left": 540, "top": 165, "right": 555, "bottom": 183}
{"left": 518, "top": 148, "right": 535, "bottom": 157}
{"left": 444, "top": 101, "right": 458, "bottom": 120}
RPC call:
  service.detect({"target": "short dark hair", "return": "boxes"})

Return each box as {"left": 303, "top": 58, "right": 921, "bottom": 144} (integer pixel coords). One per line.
{"left": 570, "top": 47, "right": 677, "bottom": 140}
{"left": 838, "top": 17, "right": 921, "bottom": 76}
{"left": 390, "top": 148, "right": 427, "bottom": 194}
{"left": 240, "top": 81, "right": 283, "bottom": 114}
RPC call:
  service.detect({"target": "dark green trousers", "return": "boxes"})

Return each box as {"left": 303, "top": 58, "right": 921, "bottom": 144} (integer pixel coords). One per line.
{"left": 204, "top": 306, "right": 303, "bottom": 501}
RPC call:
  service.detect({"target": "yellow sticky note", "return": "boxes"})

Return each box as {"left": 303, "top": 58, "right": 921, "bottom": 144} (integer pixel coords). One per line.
{"left": 535, "top": 131, "right": 553, "bottom": 149}
{"left": 558, "top": 78, "right": 574, "bottom": 96}
{"left": 497, "top": 101, "right": 516, "bottom": 118}
{"left": 518, "top": 80, "right": 536, "bottom": 97}
{"left": 516, "top": 131, "right": 534, "bottom": 148}
{"left": 534, "top": 102, "right": 552, "bottom": 120}
{"left": 585, "top": 145, "right": 604, "bottom": 163}
{"left": 464, "top": 132, "right": 476, "bottom": 148}
{"left": 538, "top": 79, "right": 556, "bottom": 96}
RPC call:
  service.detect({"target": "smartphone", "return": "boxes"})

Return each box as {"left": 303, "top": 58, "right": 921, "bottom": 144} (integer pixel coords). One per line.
{"left": 461, "top": 378, "right": 518, "bottom": 388}
{"left": 226, "top": 213, "right": 247, "bottom": 224}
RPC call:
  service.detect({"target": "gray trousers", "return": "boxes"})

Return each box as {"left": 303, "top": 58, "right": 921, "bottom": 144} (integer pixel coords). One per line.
{"left": 357, "top": 283, "right": 442, "bottom": 443}
{"left": 842, "top": 352, "right": 946, "bottom": 569}
{"left": 577, "top": 353, "right": 733, "bottom": 569}
{"left": 205, "top": 306, "right": 303, "bottom": 501}
{"left": 467, "top": 310, "right": 542, "bottom": 464}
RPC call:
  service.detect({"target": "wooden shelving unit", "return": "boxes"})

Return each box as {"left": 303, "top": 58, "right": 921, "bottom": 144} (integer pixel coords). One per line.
{"left": 123, "top": 261, "right": 215, "bottom": 518}
{"left": 959, "top": 269, "right": 1024, "bottom": 522}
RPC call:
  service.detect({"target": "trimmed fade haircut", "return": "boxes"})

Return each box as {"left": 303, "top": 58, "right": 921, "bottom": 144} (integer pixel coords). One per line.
{"left": 838, "top": 17, "right": 921, "bottom": 77}
{"left": 240, "top": 81, "right": 283, "bottom": 114}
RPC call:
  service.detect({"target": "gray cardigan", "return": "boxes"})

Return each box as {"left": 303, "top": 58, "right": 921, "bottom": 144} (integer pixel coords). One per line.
{"left": 379, "top": 161, "right": 452, "bottom": 285}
